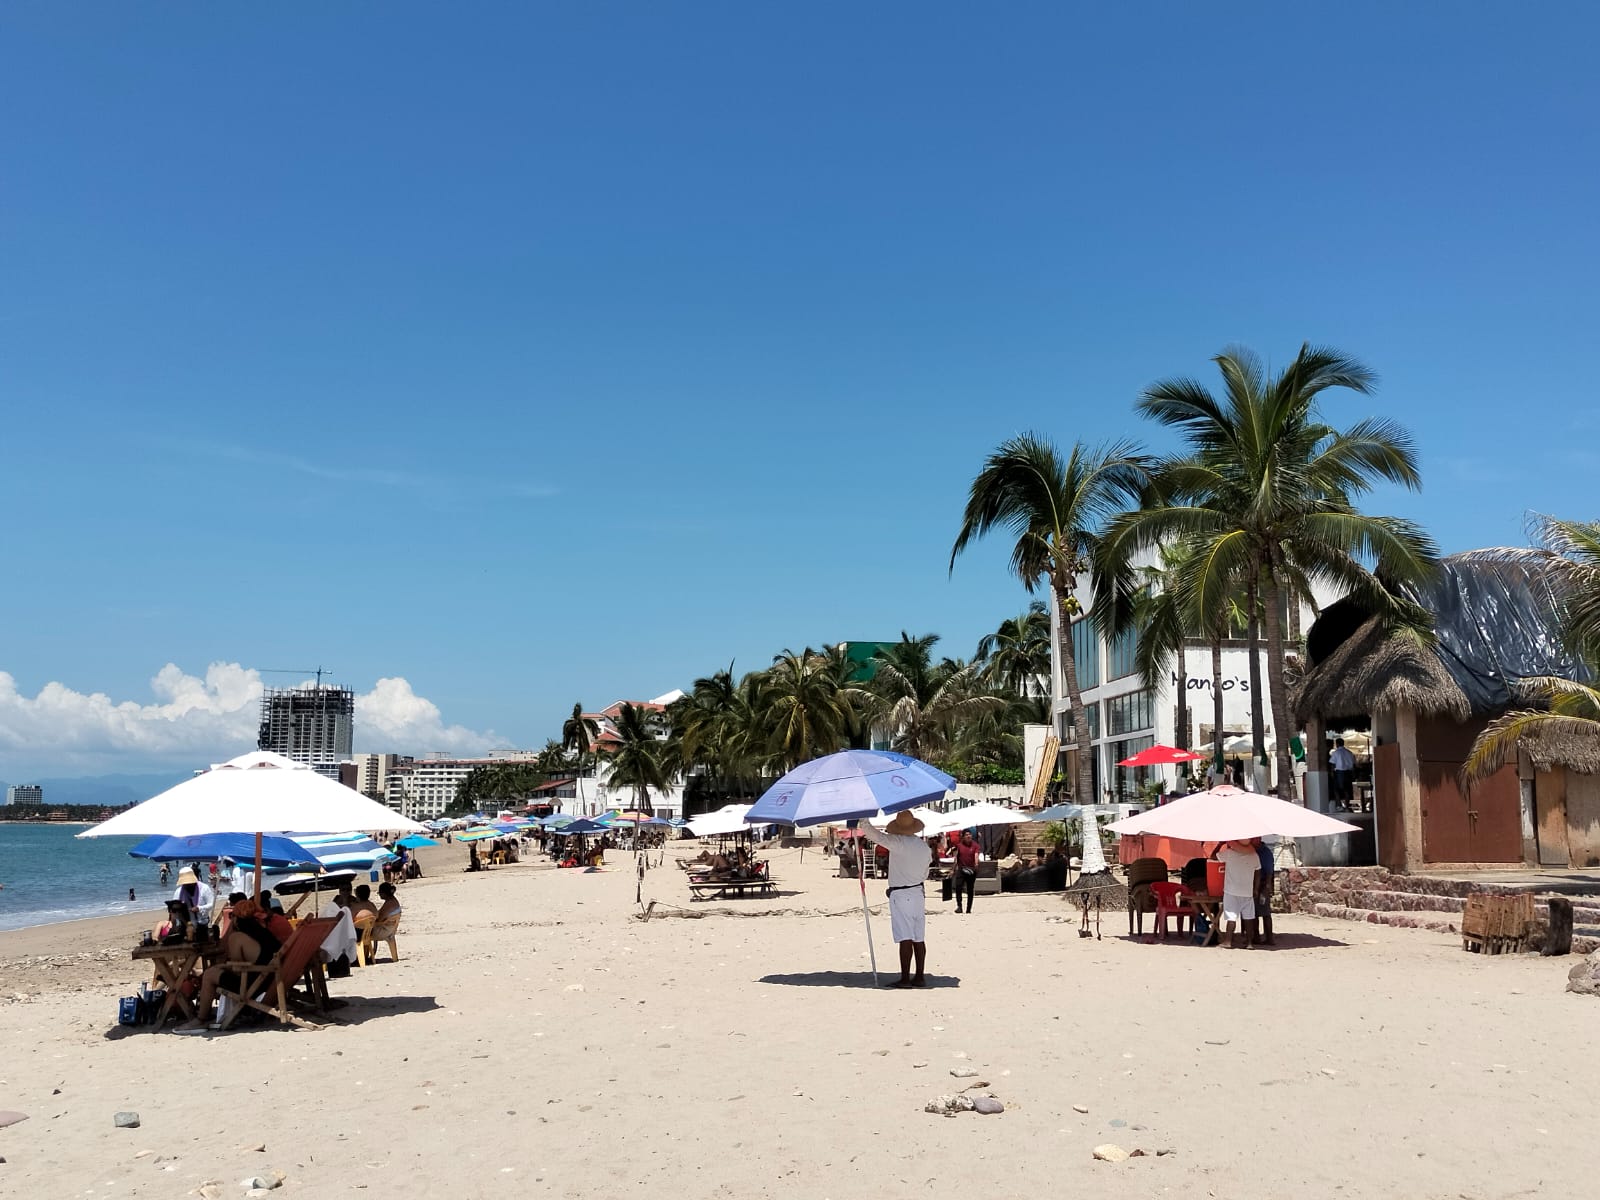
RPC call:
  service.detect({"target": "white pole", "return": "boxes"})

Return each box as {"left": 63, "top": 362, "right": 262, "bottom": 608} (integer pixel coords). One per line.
{"left": 857, "top": 837, "right": 879, "bottom": 986}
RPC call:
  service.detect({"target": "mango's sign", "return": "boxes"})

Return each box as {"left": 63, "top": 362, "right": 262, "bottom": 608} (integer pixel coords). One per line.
{"left": 1172, "top": 672, "right": 1251, "bottom": 693}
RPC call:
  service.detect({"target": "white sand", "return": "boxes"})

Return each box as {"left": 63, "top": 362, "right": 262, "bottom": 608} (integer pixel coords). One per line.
{"left": 2, "top": 839, "right": 1597, "bottom": 1199}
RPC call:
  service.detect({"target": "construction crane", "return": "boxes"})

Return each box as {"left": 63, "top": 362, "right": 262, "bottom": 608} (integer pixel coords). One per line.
{"left": 260, "top": 667, "right": 333, "bottom": 687}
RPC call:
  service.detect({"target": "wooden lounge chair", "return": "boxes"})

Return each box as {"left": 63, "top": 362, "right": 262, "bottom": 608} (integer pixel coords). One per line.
{"left": 361, "top": 913, "right": 402, "bottom": 965}
{"left": 214, "top": 916, "right": 340, "bottom": 1031}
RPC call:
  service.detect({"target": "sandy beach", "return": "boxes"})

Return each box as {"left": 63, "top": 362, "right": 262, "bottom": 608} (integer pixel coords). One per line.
{"left": 2, "top": 838, "right": 1598, "bottom": 1200}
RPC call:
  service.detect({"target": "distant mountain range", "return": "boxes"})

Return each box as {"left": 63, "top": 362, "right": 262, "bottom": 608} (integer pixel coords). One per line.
{"left": 1, "top": 772, "right": 187, "bottom": 809}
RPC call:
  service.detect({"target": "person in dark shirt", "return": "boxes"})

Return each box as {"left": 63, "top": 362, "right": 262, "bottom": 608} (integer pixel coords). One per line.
{"left": 950, "top": 831, "right": 981, "bottom": 914}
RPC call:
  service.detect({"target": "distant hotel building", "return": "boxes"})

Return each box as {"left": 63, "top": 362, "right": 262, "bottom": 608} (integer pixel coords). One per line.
{"left": 257, "top": 685, "right": 355, "bottom": 780}
{"left": 384, "top": 751, "right": 542, "bottom": 820}
{"left": 350, "top": 752, "right": 402, "bottom": 798}
{"left": 5, "top": 784, "right": 43, "bottom": 806}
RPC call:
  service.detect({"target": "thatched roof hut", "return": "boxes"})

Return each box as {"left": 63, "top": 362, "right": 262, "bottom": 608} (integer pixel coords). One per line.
{"left": 1294, "top": 615, "right": 1470, "bottom": 725}
{"left": 1516, "top": 721, "right": 1600, "bottom": 777}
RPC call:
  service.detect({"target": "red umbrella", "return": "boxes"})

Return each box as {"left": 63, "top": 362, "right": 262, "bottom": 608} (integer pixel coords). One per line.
{"left": 1117, "top": 743, "right": 1207, "bottom": 767}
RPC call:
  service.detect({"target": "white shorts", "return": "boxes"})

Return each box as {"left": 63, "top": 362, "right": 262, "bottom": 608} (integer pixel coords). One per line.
{"left": 888, "top": 886, "right": 926, "bottom": 943}
{"left": 1221, "top": 892, "right": 1256, "bottom": 923}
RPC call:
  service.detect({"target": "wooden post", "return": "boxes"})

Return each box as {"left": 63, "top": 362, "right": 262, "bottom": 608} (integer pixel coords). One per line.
{"left": 1396, "top": 707, "right": 1425, "bottom": 872}
{"left": 1304, "top": 715, "right": 1328, "bottom": 813}
{"left": 1544, "top": 896, "right": 1574, "bottom": 957}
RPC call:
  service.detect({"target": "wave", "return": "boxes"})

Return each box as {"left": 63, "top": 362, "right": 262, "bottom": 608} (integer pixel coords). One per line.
{"left": 0, "top": 896, "right": 169, "bottom": 933}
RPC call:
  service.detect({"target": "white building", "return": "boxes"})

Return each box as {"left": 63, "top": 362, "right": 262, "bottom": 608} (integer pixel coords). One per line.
{"left": 1048, "top": 564, "right": 1338, "bottom": 801}
{"left": 350, "top": 753, "right": 403, "bottom": 799}
{"left": 384, "top": 751, "right": 543, "bottom": 820}
{"left": 576, "top": 693, "right": 687, "bottom": 817}
{"left": 5, "top": 784, "right": 42, "bottom": 806}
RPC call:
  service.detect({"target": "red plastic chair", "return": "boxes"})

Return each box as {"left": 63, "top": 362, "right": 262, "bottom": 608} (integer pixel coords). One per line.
{"left": 1149, "top": 882, "right": 1193, "bottom": 941}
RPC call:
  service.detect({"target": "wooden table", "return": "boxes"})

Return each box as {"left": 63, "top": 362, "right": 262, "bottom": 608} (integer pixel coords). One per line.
{"left": 131, "top": 942, "right": 215, "bottom": 1024}
{"left": 1180, "top": 893, "right": 1223, "bottom": 947}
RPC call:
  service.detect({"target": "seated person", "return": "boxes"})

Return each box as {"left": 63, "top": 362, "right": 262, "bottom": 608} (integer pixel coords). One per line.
{"left": 320, "top": 883, "right": 356, "bottom": 919}
{"left": 218, "top": 892, "right": 249, "bottom": 936}
{"left": 157, "top": 899, "right": 191, "bottom": 942}
{"left": 349, "top": 884, "right": 379, "bottom": 923}
{"left": 376, "top": 881, "right": 402, "bottom": 923}
{"left": 181, "top": 898, "right": 283, "bottom": 1028}
{"left": 258, "top": 891, "right": 294, "bottom": 944}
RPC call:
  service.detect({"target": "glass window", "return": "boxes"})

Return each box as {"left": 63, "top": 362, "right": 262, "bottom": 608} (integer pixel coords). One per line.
{"left": 1107, "top": 627, "right": 1139, "bottom": 680}
{"left": 1109, "top": 735, "right": 1155, "bottom": 801}
{"left": 1105, "top": 690, "right": 1154, "bottom": 737}
{"left": 1070, "top": 618, "right": 1099, "bottom": 689}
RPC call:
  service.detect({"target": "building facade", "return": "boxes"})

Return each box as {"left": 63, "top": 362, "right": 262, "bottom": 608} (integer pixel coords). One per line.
{"left": 5, "top": 784, "right": 43, "bottom": 806}
{"left": 350, "top": 752, "right": 402, "bottom": 799}
{"left": 1048, "top": 562, "right": 1335, "bottom": 802}
{"left": 257, "top": 685, "right": 355, "bottom": 779}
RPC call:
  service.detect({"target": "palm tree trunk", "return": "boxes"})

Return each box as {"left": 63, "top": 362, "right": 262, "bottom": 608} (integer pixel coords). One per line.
{"left": 1246, "top": 570, "right": 1266, "bottom": 790}
{"left": 1175, "top": 641, "right": 1189, "bottom": 752}
{"left": 1053, "top": 581, "right": 1095, "bottom": 806}
{"left": 1262, "top": 564, "right": 1298, "bottom": 801}
{"left": 1211, "top": 630, "right": 1225, "bottom": 773}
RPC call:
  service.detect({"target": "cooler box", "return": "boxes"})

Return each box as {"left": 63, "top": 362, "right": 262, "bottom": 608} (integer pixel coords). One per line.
{"left": 1206, "top": 859, "right": 1225, "bottom": 895}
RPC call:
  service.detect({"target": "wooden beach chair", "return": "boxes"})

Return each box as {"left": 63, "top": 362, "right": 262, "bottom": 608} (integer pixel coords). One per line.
{"left": 215, "top": 917, "right": 340, "bottom": 1031}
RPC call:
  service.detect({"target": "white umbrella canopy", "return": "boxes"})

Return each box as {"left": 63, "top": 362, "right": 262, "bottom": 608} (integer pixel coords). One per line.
{"left": 78, "top": 750, "right": 426, "bottom": 839}
{"left": 866, "top": 805, "right": 950, "bottom": 835}
{"left": 686, "top": 803, "right": 754, "bottom": 838}
{"left": 935, "top": 802, "right": 1031, "bottom": 831}
{"left": 1106, "top": 785, "right": 1358, "bottom": 842}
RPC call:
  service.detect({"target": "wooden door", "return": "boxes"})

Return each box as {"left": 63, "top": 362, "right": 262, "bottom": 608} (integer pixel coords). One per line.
{"left": 1421, "top": 760, "right": 1522, "bottom": 864}
{"left": 1565, "top": 771, "right": 1600, "bottom": 868}
{"left": 1373, "top": 743, "right": 1405, "bottom": 870}
{"left": 1534, "top": 768, "right": 1572, "bottom": 867}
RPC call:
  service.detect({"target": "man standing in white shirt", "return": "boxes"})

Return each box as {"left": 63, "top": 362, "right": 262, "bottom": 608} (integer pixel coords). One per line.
{"left": 855, "top": 810, "right": 933, "bottom": 988}
{"left": 1329, "top": 738, "right": 1357, "bottom": 810}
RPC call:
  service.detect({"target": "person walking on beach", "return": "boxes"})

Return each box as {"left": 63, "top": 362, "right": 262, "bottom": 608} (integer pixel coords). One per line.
{"left": 854, "top": 811, "right": 932, "bottom": 988}
{"left": 1214, "top": 839, "right": 1259, "bottom": 950}
{"left": 950, "top": 830, "right": 980, "bottom": 914}
{"left": 1329, "top": 738, "right": 1357, "bottom": 810}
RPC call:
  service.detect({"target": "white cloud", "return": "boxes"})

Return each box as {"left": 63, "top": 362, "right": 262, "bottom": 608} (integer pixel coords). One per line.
{"left": 0, "top": 664, "right": 501, "bottom": 777}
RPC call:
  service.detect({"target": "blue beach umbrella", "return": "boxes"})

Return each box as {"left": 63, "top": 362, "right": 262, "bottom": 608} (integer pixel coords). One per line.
{"left": 745, "top": 750, "right": 955, "bottom": 827}
{"left": 560, "top": 818, "right": 609, "bottom": 836}
{"left": 744, "top": 750, "right": 955, "bottom": 986}
{"left": 1029, "top": 803, "right": 1084, "bottom": 823}
{"left": 394, "top": 835, "right": 438, "bottom": 849}
{"left": 129, "top": 831, "right": 321, "bottom": 869}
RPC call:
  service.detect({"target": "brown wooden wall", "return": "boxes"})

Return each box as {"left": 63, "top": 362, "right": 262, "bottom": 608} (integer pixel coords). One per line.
{"left": 1417, "top": 715, "right": 1521, "bottom": 864}
{"left": 1373, "top": 743, "right": 1404, "bottom": 870}
{"left": 1534, "top": 766, "right": 1600, "bottom": 868}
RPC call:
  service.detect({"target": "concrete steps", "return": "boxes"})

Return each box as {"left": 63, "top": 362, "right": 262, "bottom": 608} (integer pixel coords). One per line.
{"left": 1283, "top": 866, "right": 1600, "bottom": 955}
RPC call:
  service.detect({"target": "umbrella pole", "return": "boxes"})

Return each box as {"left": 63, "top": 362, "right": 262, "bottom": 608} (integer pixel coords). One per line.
{"left": 253, "top": 831, "right": 263, "bottom": 904}
{"left": 857, "top": 838, "right": 879, "bottom": 987}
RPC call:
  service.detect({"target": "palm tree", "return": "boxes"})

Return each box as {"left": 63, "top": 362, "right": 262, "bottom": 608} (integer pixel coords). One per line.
{"left": 1122, "top": 344, "right": 1437, "bottom": 793}
{"left": 951, "top": 434, "right": 1150, "bottom": 805}
{"left": 1463, "top": 516, "right": 1600, "bottom": 786}
{"left": 561, "top": 702, "right": 600, "bottom": 808}
{"left": 975, "top": 602, "right": 1052, "bottom": 698}
{"left": 871, "top": 633, "right": 1006, "bottom": 761}
{"left": 605, "top": 702, "right": 673, "bottom": 811}
{"left": 763, "top": 649, "right": 851, "bottom": 771}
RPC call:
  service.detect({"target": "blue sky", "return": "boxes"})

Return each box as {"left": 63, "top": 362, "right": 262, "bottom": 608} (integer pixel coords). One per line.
{"left": 2, "top": 3, "right": 1596, "bottom": 776}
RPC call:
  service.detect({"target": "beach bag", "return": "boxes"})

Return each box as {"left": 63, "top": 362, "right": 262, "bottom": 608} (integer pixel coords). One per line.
{"left": 118, "top": 996, "right": 141, "bottom": 1026}
{"left": 941, "top": 876, "right": 954, "bottom": 903}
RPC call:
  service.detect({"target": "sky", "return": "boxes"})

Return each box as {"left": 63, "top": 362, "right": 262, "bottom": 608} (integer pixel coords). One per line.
{"left": 2, "top": 3, "right": 1597, "bottom": 779}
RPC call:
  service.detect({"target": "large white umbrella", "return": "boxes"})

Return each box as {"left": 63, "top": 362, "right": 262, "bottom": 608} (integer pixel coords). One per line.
{"left": 686, "top": 803, "right": 754, "bottom": 838}
{"left": 1106, "top": 784, "right": 1358, "bottom": 842}
{"left": 934, "top": 802, "right": 1031, "bottom": 831}
{"left": 79, "top": 751, "right": 424, "bottom": 900}
{"left": 866, "top": 805, "right": 950, "bottom": 835}
{"left": 79, "top": 751, "right": 425, "bottom": 838}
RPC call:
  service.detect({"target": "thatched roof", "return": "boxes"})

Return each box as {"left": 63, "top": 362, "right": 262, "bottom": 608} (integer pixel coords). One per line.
{"left": 1516, "top": 723, "right": 1600, "bottom": 777}
{"left": 1294, "top": 616, "right": 1470, "bottom": 724}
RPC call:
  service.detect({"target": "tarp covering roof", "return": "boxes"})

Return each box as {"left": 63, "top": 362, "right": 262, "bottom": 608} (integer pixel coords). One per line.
{"left": 1297, "top": 555, "right": 1589, "bottom": 721}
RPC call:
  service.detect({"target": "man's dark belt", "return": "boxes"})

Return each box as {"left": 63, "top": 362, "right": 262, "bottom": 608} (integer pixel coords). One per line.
{"left": 886, "top": 883, "right": 923, "bottom": 895}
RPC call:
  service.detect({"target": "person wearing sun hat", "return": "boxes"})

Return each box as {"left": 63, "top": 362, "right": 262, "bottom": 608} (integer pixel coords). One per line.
{"left": 170, "top": 865, "right": 215, "bottom": 923}
{"left": 854, "top": 809, "right": 933, "bottom": 987}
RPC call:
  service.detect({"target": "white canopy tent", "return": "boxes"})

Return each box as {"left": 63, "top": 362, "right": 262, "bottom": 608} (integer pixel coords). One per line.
{"left": 686, "top": 803, "right": 754, "bottom": 838}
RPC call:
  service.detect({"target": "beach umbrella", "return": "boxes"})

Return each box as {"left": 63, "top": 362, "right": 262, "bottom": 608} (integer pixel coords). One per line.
{"left": 686, "top": 804, "right": 754, "bottom": 838}
{"left": 79, "top": 750, "right": 424, "bottom": 902}
{"left": 934, "top": 802, "right": 1030, "bottom": 830}
{"left": 744, "top": 750, "right": 955, "bottom": 986}
{"left": 1117, "top": 744, "right": 1207, "bottom": 767}
{"left": 539, "top": 814, "right": 574, "bottom": 828}
{"left": 561, "top": 818, "right": 609, "bottom": 836}
{"left": 394, "top": 835, "right": 438, "bottom": 849}
{"left": 455, "top": 828, "right": 501, "bottom": 842}
{"left": 1029, "top": 802, "right": 1084, "bottom": 823}
{"left": 128, "top": 832, "right": 320, "bottom": 869}
{"left": 1105, "top": 784, "right": 1360, "bottom": 843}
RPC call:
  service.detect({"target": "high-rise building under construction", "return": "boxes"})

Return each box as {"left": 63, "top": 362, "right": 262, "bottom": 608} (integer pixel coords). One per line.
{"left": 257, "top": 684, "right": 355, "bottom": 779}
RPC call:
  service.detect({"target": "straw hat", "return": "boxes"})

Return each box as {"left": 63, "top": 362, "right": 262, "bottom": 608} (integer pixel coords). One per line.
{"left": 176, "top": 867, "right": 199, "bottom": 885}
{"left": 885, "top": 810, "right": 925, "bottom": 836}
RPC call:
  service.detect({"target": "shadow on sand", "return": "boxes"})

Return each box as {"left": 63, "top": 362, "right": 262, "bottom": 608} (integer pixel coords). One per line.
{"left": 758, "top": 971, "right": 961, "bottom": 989}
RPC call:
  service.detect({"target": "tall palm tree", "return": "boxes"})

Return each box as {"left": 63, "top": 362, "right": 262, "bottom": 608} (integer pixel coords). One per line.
{"left": 871, "top": 634, "right": 1006, "bottom": 762}
{"left": 561, "top": 702, "right": 600, "bottom": 807}
{"left": 1122, "top": 344, "right": 1437, "bottom": 793}
{"left": 975, "top": 602, "right": 1052, "bottom": 698}
{"left": 951, "top": 434, "right": 1150, "bottom": 805}
{"left": 763, "top": 649, "right": 851, "bottom": 771}
{"left": 605, "top": 702, "right": 673, "bottom": 811}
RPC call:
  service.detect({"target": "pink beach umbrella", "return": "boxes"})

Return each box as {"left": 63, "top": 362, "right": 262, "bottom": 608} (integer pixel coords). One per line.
{"left": 1105, "top": 785, "right": 1360, "bottom": 843}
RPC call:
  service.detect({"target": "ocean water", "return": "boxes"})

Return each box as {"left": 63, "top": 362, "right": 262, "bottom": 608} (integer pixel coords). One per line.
{"left": 0, "top": 823, "right": 171, "bottom": 932}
